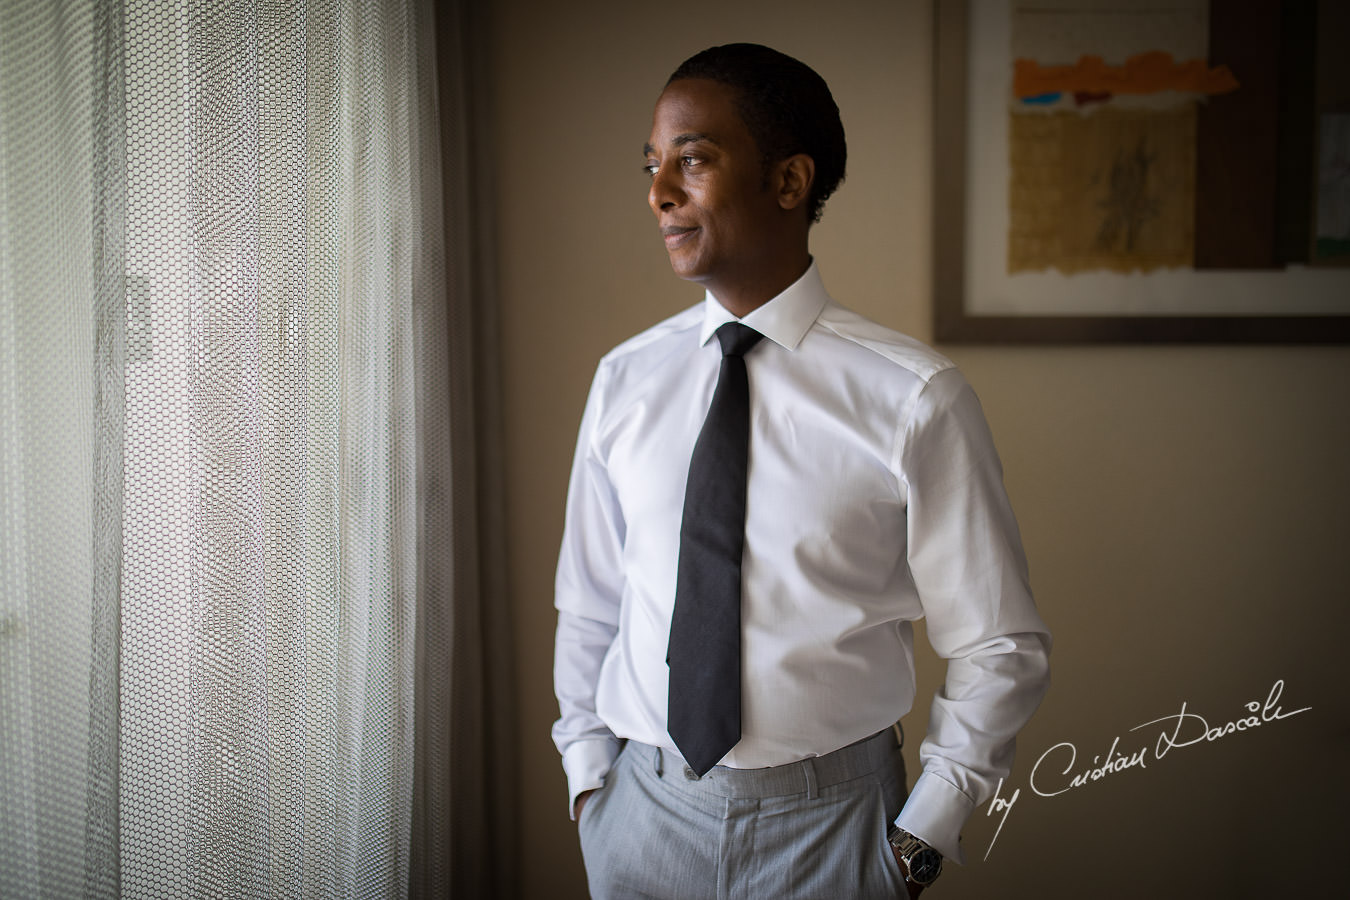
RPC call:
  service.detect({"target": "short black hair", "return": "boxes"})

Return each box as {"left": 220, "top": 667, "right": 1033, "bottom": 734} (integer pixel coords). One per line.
{"left": 668, "top": 43, "right": 846, "bottom": 224}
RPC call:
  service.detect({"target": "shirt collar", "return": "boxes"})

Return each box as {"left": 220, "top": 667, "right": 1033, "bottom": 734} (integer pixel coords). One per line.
{"left": 698, "top": 259, "right": 830, "bottom": 352}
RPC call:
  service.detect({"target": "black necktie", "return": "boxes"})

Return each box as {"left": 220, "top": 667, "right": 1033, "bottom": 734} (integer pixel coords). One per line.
{"left": 667, "top": 321, "right": 763, "bottom": 776}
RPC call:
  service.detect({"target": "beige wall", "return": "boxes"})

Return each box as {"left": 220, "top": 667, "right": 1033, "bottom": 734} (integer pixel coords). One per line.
{"left": 490, "top": 2, "right": 1350, "bottom": 897}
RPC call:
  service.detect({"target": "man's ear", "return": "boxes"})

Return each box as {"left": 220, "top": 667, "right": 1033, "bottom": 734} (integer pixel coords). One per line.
{"left": 775, "top": 154, "right": 815, "bottom": 214}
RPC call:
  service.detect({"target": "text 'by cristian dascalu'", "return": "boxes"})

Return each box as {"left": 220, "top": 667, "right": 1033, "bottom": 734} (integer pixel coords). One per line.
{"left": 980, "top": 678, "right": 1311, "bottom": 860}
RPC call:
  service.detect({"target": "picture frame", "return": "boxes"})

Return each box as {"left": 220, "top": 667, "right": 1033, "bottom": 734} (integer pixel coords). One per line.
{"left": 932, "top": 0, "right": 1350, "bottom": 343}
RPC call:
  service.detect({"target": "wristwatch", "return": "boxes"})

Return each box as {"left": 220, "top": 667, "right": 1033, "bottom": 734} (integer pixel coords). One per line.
{"left": 887, "top": 825, "right": 943, "bottom": 887}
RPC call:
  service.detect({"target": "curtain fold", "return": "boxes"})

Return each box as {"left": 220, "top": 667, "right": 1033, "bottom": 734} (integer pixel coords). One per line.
{"left": 0, "top": 1, "right": 125, "bottom": 896}
{"left": 2, "top": 0, "right": 510, "bottom": 896}
{"left": 87, "top": 0, "right": 127, "bottom": 893}
{"left": 411, "top": 0, "right": 517, "bottom": 896}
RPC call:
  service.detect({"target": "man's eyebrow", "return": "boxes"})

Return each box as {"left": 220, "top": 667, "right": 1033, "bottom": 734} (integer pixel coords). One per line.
{"left": 642, "top": 133, "right": 719, "bottom": 156}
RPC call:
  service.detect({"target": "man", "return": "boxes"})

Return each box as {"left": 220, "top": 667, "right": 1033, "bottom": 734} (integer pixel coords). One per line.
{"left": 552, "top": 44, "right": 1050, "bottom": 898}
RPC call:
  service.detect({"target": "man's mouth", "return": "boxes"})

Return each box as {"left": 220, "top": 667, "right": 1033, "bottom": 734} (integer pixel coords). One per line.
{"left": 661, "top": 226, "right": 699, "bottom": 249}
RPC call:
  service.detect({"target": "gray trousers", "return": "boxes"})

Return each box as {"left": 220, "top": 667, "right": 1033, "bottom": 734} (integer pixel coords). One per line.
{"left": 578, "top": 729, "right": 910, "bottom": 899}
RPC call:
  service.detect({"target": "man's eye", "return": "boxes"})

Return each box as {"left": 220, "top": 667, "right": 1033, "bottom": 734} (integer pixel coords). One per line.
{"left": 642, "top": 156, "right": 700, "bottom": 177}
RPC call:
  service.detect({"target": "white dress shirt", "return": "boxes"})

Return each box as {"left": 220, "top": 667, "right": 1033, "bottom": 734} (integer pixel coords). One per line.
{"left": 552, "top": 262, "right": 1050, "bottom": 862}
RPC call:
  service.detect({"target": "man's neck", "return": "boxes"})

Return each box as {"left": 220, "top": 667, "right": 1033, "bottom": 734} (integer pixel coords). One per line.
{"left": 707, "top": 253, "right": 812, "bottom": 318}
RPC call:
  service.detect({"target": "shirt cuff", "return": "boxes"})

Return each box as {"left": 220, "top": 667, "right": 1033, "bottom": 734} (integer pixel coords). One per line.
{"left": 562, "top": 737, "right": 622, "bottom": 820}
{"left": 894, "top": 771, "right": 975, "bottom": 864}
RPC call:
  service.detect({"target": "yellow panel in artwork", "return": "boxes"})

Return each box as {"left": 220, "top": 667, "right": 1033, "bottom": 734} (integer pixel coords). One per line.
{"left": 1008, "top": 108, "right": 1196, "bottom": 274}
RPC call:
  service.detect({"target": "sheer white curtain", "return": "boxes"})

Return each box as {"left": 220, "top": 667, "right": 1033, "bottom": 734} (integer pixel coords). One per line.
{"left": 0, "top": 1, "right": 123, "bottom": 894}
{"left": 0, "top": 0, "right": 494, "bottom": 896}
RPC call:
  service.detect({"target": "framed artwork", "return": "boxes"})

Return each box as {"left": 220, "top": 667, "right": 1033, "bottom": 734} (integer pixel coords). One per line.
{"left": 933, "top": 0, "right": 1350, "bottom": 343}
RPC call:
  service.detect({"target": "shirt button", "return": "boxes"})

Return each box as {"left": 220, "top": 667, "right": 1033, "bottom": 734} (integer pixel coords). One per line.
{"left": 683, "top": 766, "right": 700, "bottom": 781}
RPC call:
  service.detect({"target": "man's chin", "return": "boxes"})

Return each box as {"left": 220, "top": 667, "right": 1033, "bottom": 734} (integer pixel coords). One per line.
{"left": 665, "top": 258, "right": 706, "bottom": 283}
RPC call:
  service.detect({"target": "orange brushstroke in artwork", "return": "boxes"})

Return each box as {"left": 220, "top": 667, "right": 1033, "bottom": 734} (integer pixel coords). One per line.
{"left": 1013, "top": 52, "right": 1239, "bottom": 98}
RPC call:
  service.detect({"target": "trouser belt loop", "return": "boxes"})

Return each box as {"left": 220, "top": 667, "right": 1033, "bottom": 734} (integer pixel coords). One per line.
{"left": 802, "top": 755, "right": 820, "bottom": 800}
{"left": 653, "top": 746, "right": 664, "bottom": 777}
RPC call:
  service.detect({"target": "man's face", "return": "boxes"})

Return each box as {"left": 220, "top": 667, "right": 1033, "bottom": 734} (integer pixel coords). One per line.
{"left": 644, "top": 78, "right": 786, "bottom": 299}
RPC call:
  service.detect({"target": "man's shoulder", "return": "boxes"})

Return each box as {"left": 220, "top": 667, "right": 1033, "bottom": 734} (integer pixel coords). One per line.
{"left": 596, "top": 302, "right": 703, "bottom": 372}
{"left": 814, "top": 301, "right": 956, "bottom": 385}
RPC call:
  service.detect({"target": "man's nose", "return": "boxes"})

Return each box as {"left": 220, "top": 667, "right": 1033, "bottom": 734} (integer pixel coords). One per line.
{"left": 648, "top": 164, "right": 683, "bottom": 213}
